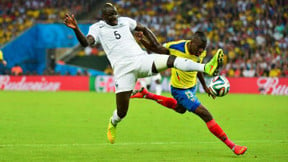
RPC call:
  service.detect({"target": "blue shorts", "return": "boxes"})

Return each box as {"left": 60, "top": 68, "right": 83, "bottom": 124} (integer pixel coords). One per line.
{"left": 171, "top": 86, "right": 201, "bottom": 112}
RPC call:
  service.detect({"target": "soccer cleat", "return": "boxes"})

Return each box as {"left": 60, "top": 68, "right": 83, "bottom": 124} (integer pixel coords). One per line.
{"left": 107, "top": 117, "right": 116, "bottom": 144}
{"left": 232, "top": 145, "right": 247, "bottom": 155}
{"left": 130, "top": 87, "right": 148, "bottom": 98}
{"left": 204, "top": 49, "right": 224, "bottom": 76}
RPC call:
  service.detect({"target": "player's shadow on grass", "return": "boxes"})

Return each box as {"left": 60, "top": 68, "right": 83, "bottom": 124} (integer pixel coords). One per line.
{"left": 125, "top": 145, "right": 245, "bottom": 159}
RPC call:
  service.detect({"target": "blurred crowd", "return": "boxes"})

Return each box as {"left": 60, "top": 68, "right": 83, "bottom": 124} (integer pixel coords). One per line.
{"left": 1, "top": 0, "right": 287, "bottom": 77}
{"left": 112, "top": 0, "right": 287, "bottom": 77}
{"left": 0, "top": 0, "right": 93, "bottom": 46}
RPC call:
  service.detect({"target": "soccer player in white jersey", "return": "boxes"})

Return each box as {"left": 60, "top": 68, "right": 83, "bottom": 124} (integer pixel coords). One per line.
{"left": 64, "top": 3, "right": 223, "bottom": 144}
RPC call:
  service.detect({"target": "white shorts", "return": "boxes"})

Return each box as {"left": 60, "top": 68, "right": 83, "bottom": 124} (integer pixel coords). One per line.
{"left": 113, "top": 54, "right": 168, "bottom": 93}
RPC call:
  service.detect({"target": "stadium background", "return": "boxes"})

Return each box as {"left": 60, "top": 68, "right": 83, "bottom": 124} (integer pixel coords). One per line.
{"left": 0, "top": 0, "right": 287, "bottom": 161}
{"left": 0, "top": 0, "right": 287, "bottom": 94}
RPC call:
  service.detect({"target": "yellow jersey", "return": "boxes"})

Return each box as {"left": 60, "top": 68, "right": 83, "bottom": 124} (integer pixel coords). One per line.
{"left": 164, "top": 40, "right": 206, "bottom": 89}
{"left": 0, "top": 50, "right": 3, "bottom": 61}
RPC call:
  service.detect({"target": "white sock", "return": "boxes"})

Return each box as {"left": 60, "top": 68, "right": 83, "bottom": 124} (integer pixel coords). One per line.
{"left": 155, "top": 84, "right": 162, "bottom": 95}
{"left": 111, "top": 110, "right": 121, "bottom": 126}
{"left": 174, "top": 57, "right": 205, "bottom": 72}
{"left": 139, "top": 79, "right": 147, "bottom": 89}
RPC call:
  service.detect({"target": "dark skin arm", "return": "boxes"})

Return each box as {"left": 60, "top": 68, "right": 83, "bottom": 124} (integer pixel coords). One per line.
{"left": 0, "top": 60, "right": 7, "bottom": 66}
{"left": 134, "top": 24, "right": 169, "bottom": 54}
{"left": 197, "top": 72, "right": 216, "bottom": 99}
{"left": 64, "top": 14, "right": 95, "bottom": 47}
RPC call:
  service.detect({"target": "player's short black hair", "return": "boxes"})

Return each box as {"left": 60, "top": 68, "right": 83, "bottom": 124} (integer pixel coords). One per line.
{"left": 102, "top": 3, "right": 116, "bottom": 14}
{"left": 192, "top": 31, "right": 207, "bottom": 49}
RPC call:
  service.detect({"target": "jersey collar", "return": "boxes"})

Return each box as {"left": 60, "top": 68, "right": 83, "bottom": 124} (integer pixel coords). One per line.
{"left": 185, "top": 41, "right": 192, "bottom": 55}
{"left": 102, "top": 18, "right": 123, "bottom": 29}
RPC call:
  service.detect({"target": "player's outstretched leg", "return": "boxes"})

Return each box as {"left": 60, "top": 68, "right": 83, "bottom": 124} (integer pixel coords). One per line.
{"left": 204, "top": 49, "right": 224, "bottom": 76}
{"left": 107, "top": 117, "right": 116, "bottom": 144}
{"left": 131, "top": 88, "right": 177, "bottom": 110}
{"left": 206, "top": 119, "right": 247, "bottom": 155}
{"left": 130, "top": 87, "right": 148, "bottom": 98}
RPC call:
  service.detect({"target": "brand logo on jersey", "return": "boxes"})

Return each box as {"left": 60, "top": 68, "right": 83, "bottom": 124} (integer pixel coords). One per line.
{"left": 176, "top": 71, "right": 181, "bottom": 82}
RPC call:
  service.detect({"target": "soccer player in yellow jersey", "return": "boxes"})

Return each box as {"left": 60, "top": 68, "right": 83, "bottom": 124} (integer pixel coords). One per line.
{"left": 131, "top": 31, "right": 247, "bottom": 155}
{"left": 0, "top": 50, "right": 7, "bottom": 66}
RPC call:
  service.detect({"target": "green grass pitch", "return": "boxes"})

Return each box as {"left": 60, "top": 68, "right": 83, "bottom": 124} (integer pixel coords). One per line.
{"left": 0, "top": 91, "right": 287, "bottom": 161}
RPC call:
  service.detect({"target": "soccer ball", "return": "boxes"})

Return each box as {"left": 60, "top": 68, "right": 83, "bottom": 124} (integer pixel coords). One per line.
{"left": 208, "top": 76, "right": 230, "bottom": 97}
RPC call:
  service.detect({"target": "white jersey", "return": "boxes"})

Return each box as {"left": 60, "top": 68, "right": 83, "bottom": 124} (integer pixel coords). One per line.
{"left": 87, "top": 17, "right": 145, "bottom": 67}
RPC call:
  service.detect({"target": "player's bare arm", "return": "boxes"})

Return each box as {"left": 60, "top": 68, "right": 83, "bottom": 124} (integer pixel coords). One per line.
{"left": 134, "top": 30, "right": 169, "bottom": 54}
{"left": 134, "top": 24, "right": 169, "bottom": 54}
{"left": 135, "top": 32, "right": 165, "bottom": 54}
{"left": 64, "top": 13, "right": 95, "bottom": 47}
{"left": 1, "top": 60, "right": 7, "bottom": 66}
{"left": 197, "top": 72, "right": 216, "bottom": 99}
{"left": 0, "top": 59, "right": 7, "bottom": 66}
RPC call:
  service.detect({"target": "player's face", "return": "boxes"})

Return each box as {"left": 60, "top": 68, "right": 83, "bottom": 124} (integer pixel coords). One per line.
{"left": 102, "top": 6, "right": 118, "bottom": 26}
{"left": 188, "top": 41, "right": 205, "bottom": 56}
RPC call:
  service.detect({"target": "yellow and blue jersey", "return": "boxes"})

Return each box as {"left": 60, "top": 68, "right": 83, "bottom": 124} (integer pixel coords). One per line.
{"left": 0, "top": 50, "right": 3, "bottom": 61}
{"left": 164, "top": 40, "right": 206, "bottom": 89}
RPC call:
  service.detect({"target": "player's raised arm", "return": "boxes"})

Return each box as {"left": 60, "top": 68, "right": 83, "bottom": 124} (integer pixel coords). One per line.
{"left": 64, "top": 13, "right": 95, "bottom": 47}
{"left": 134, "top": 24, "right": 169, "bottom": 54}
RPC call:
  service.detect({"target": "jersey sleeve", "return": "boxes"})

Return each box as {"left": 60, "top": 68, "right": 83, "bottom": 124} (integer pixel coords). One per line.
{"left": 163, "top": 42, "right": 170, "bottom": 49}
{"left": 122, "top": 17, "right": 137, "bottom": 31}
{"left": 163, "top": 42, "right": 174, "bottom": 54}
{"left": 87, "top": 24, "right": 100, "bottom": 45}
{"left": 199, "top": 50, "right": 207, "bottom": 63}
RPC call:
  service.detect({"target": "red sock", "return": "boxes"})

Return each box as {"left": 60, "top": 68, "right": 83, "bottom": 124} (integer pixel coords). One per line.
{"left": 145, "top": 92, "right": 177, "bottom": 110}
{"left": 206, "top": 119, "right": 235, "bottom": 149}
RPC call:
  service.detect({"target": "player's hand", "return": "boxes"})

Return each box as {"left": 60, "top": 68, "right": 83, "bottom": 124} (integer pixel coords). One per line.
{"left": 64, "top": 14, "right": 78, "bottom": 29}
{"left": 2, "top": 60, "right": 7, "bottom": 66}
{"left": 204, "top": 87, "right": 216, "bottom": 99}
{"left": 134, "top": 31, "right": 144, "bottom": 41}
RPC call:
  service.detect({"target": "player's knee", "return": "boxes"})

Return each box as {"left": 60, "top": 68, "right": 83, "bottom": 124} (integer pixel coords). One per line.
{"left": 176, "top": 109, "right": 186, "bottom": 114}
{"left": 167, "top": 55, "right": 176, "bottom": 68}
{"left": 175, "top": 105, "right": 187, "bottom": 114}
{"left": 153, "top": 55, "right": 169, "bottom": 73}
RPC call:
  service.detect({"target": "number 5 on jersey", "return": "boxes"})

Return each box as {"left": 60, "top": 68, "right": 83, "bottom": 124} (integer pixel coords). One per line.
{"left": 114, "top": 31, "right": 121, "bottom": 39}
